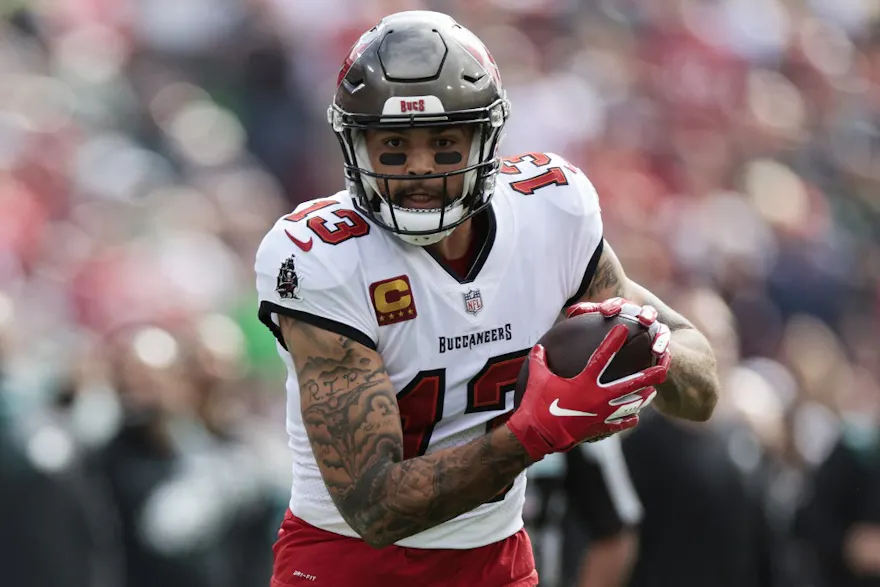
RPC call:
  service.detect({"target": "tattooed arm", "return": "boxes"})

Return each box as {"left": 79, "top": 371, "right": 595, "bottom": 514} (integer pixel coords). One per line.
{"left": 279, "top": 316, "right": 532, "bottom": 549}
{"left": 576, "top": 241, "right": 720, "bottom": 421}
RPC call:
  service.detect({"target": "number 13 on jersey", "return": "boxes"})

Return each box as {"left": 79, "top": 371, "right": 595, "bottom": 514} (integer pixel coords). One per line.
{"left": 396, "top": 350, "right": 529, "bottom": 502}
{"left": 397, "top": 349, "right": 529, "bottom": 459}
{"left": 501, "top": 152, "right": 580, "bottom": 195}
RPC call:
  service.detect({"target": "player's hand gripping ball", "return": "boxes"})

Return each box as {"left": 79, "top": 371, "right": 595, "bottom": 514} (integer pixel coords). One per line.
{"left": 506, "top": 298, "right": 671, "bottom": 461}
{"left": 565, "top": 298, "right": 671, "bottom": 361}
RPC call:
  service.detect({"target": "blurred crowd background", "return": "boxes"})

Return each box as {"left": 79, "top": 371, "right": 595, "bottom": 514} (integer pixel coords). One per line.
{"left": 1, "top": 0, "right": 878, "bottom": 586}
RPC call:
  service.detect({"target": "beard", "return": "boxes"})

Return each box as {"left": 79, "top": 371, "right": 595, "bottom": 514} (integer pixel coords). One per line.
{"left": 391, "top": 181, "right": 450, "bottom": 208}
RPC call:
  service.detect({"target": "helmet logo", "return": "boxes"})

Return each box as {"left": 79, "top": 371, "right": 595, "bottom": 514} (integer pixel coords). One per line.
{"left": 337, "top": 27, "right": 382, "bottom": 87}
{"left": 449, "top": 27, "right": 502, "bottom": 88}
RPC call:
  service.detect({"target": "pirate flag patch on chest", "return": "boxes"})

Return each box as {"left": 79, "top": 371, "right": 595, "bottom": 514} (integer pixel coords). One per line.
{"left": 276, "top": 255, "right": 301, "bottom": 300}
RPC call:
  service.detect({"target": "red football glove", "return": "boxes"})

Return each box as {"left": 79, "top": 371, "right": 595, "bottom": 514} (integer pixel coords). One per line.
{"left": 566, "top": 297, "right": 672, "bottom": 362}
{"left": 506, "top": 324, "right": 670, "bottom": 462}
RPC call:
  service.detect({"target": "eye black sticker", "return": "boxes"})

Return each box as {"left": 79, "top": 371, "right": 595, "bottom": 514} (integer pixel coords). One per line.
{"left": 379, "top": 153, "right": 407, "bottom": 166}
{"left": 377, "top": 152, "right": 463, "bottom": 166}
{"left": 435, "top": 152, "right": 463, "bottom": 165}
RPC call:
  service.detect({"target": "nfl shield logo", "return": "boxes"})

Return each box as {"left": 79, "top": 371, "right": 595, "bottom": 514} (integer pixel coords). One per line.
{"left": 463, "top": 289, "right": 483, "bottom": 315}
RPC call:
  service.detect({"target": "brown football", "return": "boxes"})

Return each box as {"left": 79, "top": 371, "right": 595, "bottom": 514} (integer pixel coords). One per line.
{"left": 514, "top": 312, "right": 654, "bottom": 407}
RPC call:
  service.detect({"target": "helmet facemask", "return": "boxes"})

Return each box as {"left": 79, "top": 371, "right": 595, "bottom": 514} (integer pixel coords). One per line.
{"left": 329, "top": 100, "right": 508, "bottom": 246}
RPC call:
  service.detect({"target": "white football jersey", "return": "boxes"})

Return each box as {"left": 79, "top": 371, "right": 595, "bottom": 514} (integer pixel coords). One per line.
{"left": 255, "top": 152, "right": 604, "bottom": 549}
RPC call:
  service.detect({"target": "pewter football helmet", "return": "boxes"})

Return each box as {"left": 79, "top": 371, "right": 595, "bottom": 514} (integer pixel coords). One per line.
{"left": 328, "top": 11, "right": 510, "bottom": 246}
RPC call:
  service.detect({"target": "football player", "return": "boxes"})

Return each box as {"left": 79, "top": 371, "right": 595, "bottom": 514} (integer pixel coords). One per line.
{"left": 255, "top": 10, "right": 720, "bottom": 587}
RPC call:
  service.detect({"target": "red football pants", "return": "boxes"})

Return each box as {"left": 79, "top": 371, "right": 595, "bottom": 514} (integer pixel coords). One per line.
{"left": 270, "top": 510, "right": 539, "bottom": 587}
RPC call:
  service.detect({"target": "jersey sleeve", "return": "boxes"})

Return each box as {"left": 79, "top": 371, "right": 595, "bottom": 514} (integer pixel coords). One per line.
{"left": 254, "top": 212, "right": 379, "bottom": 351}
{"left": 536, "top": 154, "right": 604, "bottom": 308}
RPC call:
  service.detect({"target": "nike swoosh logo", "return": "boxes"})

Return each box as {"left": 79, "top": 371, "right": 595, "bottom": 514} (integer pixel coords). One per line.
{"left": 549, "top": 399, "right": 597, "bottom": 418}
{"left": 285, "top": 230, "right": 313, "bottom": 252}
